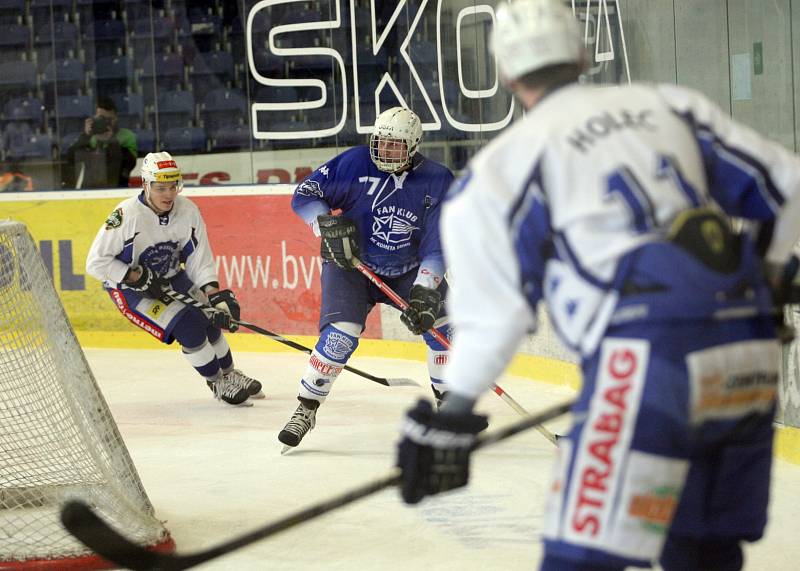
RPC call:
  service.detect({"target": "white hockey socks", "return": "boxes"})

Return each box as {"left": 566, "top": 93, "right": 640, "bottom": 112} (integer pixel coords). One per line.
{"left": 182, "top": 340, "right": 221, "bottom": 381}
{"left": 298, "top": 321, "right": 361, "bottom": 403}
{"left": 424, "top": 318, "right": 451, "bottom": 404}
{"left": 210, "top": 331, "right": 233, "bottom": 373}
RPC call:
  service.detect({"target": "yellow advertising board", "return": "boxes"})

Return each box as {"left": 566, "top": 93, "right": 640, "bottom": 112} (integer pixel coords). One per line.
{"left": 0, "top": 194, "right": 129, "bottom": 332}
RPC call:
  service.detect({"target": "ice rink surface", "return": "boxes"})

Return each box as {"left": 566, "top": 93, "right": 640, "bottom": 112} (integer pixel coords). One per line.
{"left": 85, "top": 348, "right": 800, "bottom": 571}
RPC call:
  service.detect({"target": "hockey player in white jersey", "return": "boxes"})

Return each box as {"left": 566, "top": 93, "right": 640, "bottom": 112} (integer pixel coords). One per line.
{"left": 397, "top": 1, "right": 800, "bottom": 570}
{"left": 86, "top": 152, "right": 265, "bottom": 406}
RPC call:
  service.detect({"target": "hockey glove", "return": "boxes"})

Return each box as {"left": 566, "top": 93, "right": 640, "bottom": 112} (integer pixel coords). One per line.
{"left": 318, "top": 214, "right": 361, "bottom": 270}
{"left": 127, "top": 266, "right": 168, "bottom": 299}
{"left": 397, "top": 399, "right": 488, "bottom": 505}
{"left": 400, "top": 285, "right": 441, "bottom": 335}
{"left": 207, "top": 289, "right": 240, "bottom": 332}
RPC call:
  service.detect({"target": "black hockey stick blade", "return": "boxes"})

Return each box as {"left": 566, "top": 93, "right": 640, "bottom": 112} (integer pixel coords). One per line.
{"left": 61, "top": 501, "right": 183, "bottom": 571}
{"left": 61, "top": 472, "right": 402, "bottom": 571}
{"left": 60, "top": 398, "right": 573, "bottom": 571}
{"left": 160, "top": 287, "right": 419, "bottom": 388}
{"left": 234, "top": 319, "right": 420, "bottom": 387}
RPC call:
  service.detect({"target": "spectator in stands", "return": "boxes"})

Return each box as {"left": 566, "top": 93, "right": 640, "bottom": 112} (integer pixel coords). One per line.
{"left": 61, "top": 95, "right": 137, "bottom": 189}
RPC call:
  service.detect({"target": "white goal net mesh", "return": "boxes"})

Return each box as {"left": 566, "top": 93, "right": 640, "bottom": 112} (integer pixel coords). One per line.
{"left": 0, "top": 221, "right": 172, "bottom": 567}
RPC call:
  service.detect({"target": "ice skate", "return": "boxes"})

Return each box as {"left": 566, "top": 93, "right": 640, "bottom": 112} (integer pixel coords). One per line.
{"left": 207, "top": 374, "right": 252, "bottom": 407}
{"left": 278, "top": 397, "right": 319, "bottom": 452}
{"left": 226, "top": 369, "right": 265, "bottom": 399}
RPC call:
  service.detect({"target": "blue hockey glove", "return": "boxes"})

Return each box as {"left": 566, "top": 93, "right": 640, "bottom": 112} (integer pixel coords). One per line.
{"left": 207, "top": 289, "right": 240, "bottom": 332}
{"left": 397, "top": 399, "right": 488, "bottom": 505}
{"left": 318, "top": 214, "right": 361, "bottom": 270}
{"left": 400, "top": 285, "right": 441, "bottom": 335}
{"left": 126, "top": 266, "right": 168, "bottom": 299}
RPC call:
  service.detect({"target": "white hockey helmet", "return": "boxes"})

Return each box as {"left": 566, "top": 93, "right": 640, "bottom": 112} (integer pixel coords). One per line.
{"left": 491, "top": 0, "right": 584, "bottom": 82}
{"left": 369, "top": 107, "right": 423, "bottom": 173}
{"left": 141, "top": 151, "right": 183, "bottom": 192}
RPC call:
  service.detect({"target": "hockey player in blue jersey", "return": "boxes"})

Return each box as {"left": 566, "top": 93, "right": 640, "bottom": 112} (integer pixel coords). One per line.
{"left": 278, "top": 107, "right": 455, "bottom": 449}
{"left": 396, "top": 1, "right": 800, "bottom": 570}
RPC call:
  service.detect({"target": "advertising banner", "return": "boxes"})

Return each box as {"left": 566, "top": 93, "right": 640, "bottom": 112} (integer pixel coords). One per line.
{"left": 0, "top": 188, "right": 382, "bottom": 339}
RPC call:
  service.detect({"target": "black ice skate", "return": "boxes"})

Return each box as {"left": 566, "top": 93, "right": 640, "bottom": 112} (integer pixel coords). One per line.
{"left": 207, "top": 373, "right": 252, "bottom": 407}
{"left": 278, "top": 397, "right": 319, "bottom": 452}
{"left": 226, "top": 369, "right": 265, "bottom": 399}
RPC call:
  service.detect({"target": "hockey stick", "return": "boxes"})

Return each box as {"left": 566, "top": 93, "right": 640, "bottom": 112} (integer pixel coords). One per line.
{"left": 352, "top": 259, "right": 558, "bottom": 445}
{"left": 161, "top": 286, "right": 419, "bottom": 388}
{"left": 60, "top": 398, "right": 573, "bottom": 571}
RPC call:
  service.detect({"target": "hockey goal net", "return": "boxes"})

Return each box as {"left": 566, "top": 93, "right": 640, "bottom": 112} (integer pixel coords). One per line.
{"left": 0, "top": 221, "right": 174, "bottom": 570}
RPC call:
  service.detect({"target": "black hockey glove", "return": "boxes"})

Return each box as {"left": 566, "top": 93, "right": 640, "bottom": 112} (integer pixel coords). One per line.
{"left": 207, "top": 289, "right": 240, "bottom": 332}
{"left": 127, "top": 266, "right": 168, "bottom": 299}
{"left": 397, "top": 399, "right": 488, "bottom": 505}
{"left": 400, "top": 285, "right": 441, "bottom": 335}
{"left": 318, "top": 214, "right": 361, "bottom": 270}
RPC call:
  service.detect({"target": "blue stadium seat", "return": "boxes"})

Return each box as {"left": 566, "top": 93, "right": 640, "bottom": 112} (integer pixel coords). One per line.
{"left": 2, "top": 97, "right": 44, "bottom": 127}
{"left": 132, "top": 128, "right": 155, "bottom": 154}
{"left": 162, "top": 126, "right": 206, "bottom": 153}
{"left": 84, "top": 19, "right": 126, "bottom": 62}
{"left": 54, "top": 94, "right": 93, "bottom": 135}
{"left": 155, "top": 89, "right": 194, "bottom": 131}
{"left": 76, "top": 0, "right": 121, "bottom": 23}
{"left": 265, "top": 119, "right": 311, "bottom": 150}
{"left": 190, "top": 50, "right": 234, "bottom": 102}
{"left": 227, "top": 15, "right": 246, "bottom": 63}
{"left": 33, "top": 21, "right": 79, "bottom": 72}
{"left": 210, "top": 123, "right": 253, "bottom": 152}
{"left": 254, "top": 84, "right": 298, "bottom": 105}
{"left": 201, "top": 87, "right": 246, "bottom": 132}
{"left": 132, "top": 16, "right": 174, "bottom": 61}
{"left": 408, "top": 38, "right": 438, "bottom": 68}
{"left": 30, "top": 0, "right": 72, "bottom": 26}
{"left": 94, "top": 55, "right": 134, "bottom": 97}
{"left": 121, "top": 0, "right": 163, "bottom": 24}
{"left": 0, "top": 23, "right": 31, "bottom": 65}
{"left": 0, "top": 61, "right": 36, "bottom": 104}
{"left": 111, "top": 92, "right": 144, "bottom": 129}
{"left": 179, "top": 12, "right": 222, "bottom": 55}
{"left": 140, "top": 52, "right": 184, "bottom": 104}
{"left": 0, "top": 0, "right": 24, "bottom": 24}
{"left": 7, "top": 132, "right": 53, "bottom": 161}
{"left": 42, "top": 58, "right": 86, "bottom": 106}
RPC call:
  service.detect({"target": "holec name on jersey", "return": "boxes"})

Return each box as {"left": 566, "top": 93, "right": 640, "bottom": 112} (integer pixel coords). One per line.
{"left": 567, "top": 109, "right": 657, "bottom": 153}
{"left": 572, "top": 347, "right": 638, "bottom": 537}
{"left": 374, "top": 205, "right": 419, "bottom": 223}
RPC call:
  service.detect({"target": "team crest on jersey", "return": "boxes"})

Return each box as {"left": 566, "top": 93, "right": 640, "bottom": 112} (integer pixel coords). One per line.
{"left": 104, "top": 208, "right": 123, "bottom": 230}
{"left": 370, "top": 205, "right": 419, "bottom": 250}
{"left": 139, "top": 241, "right": 179, "bottom": 276}
{"left": 323, "top": 332, "right": 354, "bottom": 361}
{"left": 296, "top": 180, "right": 323, "bottom": 198}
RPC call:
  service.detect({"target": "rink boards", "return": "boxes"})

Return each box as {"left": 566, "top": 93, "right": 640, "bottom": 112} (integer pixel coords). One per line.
{"left": 0, "top": 185, "right": 798, "bottom": 464}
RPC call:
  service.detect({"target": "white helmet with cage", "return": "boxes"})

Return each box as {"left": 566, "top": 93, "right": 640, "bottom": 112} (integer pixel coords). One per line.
{"left": 141, "top": 151, "right": 183, "bottom": 192}
{"left": 369, "top": 107, "right": 423, "bottom": 173}
{"left": 491, "top": 0, "right": 584, "bottom": 82}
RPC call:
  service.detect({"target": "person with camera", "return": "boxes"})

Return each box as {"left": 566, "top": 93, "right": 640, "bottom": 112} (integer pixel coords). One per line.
{"left": 62, "top": 95, "right": 137, "bottom": 189}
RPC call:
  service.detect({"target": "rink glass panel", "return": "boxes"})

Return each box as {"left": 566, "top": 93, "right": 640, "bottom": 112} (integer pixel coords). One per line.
{"left": 5, "top": 1, "right": 794, "bottom": 189}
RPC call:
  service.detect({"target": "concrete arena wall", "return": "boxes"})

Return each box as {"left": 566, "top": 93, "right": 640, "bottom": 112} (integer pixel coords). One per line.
{"left": 1, "top": 185, "right": 797, "bottom": 463}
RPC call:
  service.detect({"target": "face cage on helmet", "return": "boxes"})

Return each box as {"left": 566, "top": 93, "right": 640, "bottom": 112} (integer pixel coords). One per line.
{"left": 369, "top": 133, "right": 414, "bottom": 173}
